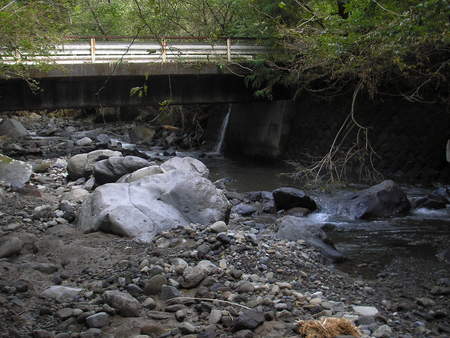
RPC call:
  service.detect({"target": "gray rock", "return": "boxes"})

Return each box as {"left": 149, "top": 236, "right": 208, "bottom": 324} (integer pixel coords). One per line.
{"left": 32, "top": 205, "right": 55, "bottom": 219}
{"left": 181, "top": 265, "right": 207, "bottom": 289}
{"left": 209, "top": 309, "right": 222, "bottom": 324}
{"left": 352, "top": 305, "right": 379, "bottom": 317}
{"left": 233, "top": 203, "right": 257, "bottom": 216}
{"left": 94, "top": 156, "right": 150, "bottom": 185}
{"left": 373, "top": 324, "right": 392, "bottom": 337}
{"left": 179, "top": 322, "right": 198, "bottom": 334}
{"left": 41, "top": 286, "right": 83, "bottom": 302}
{"left": 272, "top": 187, "right": 317, "bottom": 211}
{"left": 0, "top": 118, "right": 28, "bottom": 138}
{"left": 237, "top": 281, "right": 255, "bottom": 294}
{"left": 233, "top": 310, "right": 265, "bottom": 331}
{"left": 171, "top": 258, "right": 188, "bottom": 274}
{"left": 276, "top": 216, "right": 344, "bottom": 262}
{"left": 143, "top": 297, "right": 156, "bottom": 309}
{"left": 67, "top": 149, "right": 122, "bottom": 180}
{"left": 76, "top": 137, "right": 93, "bottom": 146}
{"left": 160, "top": 285, "right": 181, "bottom": 300}
{"left": 117, "top": 165, "right": 163, "bottom": 183}
{"left": 144, "top": 274, "right": 167, "bottom": 295}
{"left": 161, "top": 156, "right": 209, "bottom": 178}
{"left": 0, "top": 236, "right": 23, "bottom": 258}
{"left": 103, "top": 290, "right": 141, "bottom": 317}
{"left": 78, "top": 161, "right": 230, "bottom": 242}
{"left": 209, "top": 221, "right": 228, "bottom": 233}
{"left": 0, "top": 154, "right": 32, "bottom": 188}
{"left": 339, "top": 180, "right": 410, "bottom": 219}
{"left": 62, "top": 188, "right": 90, "bottom": 203}
{"left": 31, "top": 263, "right": 59, "bottom": 274}
{"left": 86, "top": 312, "right": 110, "bottom": 328}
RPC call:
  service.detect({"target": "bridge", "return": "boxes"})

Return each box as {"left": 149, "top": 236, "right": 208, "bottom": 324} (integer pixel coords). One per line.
{"left": 0, "top": 36, "right": 269, "bottom": 111}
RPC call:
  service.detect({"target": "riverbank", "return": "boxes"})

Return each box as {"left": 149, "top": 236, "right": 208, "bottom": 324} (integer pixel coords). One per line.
{"left": 0, "top": 113, "right": 449, "bottom": 337}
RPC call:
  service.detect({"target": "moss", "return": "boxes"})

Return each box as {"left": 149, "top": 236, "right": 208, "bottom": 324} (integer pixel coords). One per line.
{"left": 0, "top": 154, "right": 14, "bottom": 164}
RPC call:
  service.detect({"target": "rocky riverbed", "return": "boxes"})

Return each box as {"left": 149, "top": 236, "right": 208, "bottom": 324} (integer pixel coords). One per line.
{"left": 0, "top": 113, "right": 449, "bottom": 338}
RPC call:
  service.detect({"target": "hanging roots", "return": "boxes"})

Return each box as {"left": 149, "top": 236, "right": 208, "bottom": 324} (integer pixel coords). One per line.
{"left": 297, "top": 317, "right": 362, "bottom": 338}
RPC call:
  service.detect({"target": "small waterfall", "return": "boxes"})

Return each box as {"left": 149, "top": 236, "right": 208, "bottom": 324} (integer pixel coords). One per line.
{"left": 214, "top": 104, "right": 231, "bottom": 154}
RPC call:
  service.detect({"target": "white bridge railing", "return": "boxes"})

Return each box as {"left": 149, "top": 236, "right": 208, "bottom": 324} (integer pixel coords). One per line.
{"left": 1, "top": 36, "right": 267, "bottom": 65}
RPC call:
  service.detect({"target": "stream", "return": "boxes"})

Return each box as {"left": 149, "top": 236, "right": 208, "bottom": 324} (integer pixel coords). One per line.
{"left": 203, "top": 155, "right": 450, "bottom": 279}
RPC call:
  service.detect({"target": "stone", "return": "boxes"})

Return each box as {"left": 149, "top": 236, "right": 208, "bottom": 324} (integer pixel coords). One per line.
{"left": 0, "top": 118, "right": 28, "bottom": 138}
{"left": 144, "top": 274, "right": 167, "bottom": 295}
{"left": 181, "top": 265, "right": 207, "bottom": 289}
{"left": 272, "top": 187, "right": 317, "bottom": 211}
{"left": 94, "top": 156, "right": 151, "bottom": 185}
{"left": 0, "top": 236, "right": 23, "bottom": 258}
{"left": 416, "top": 297, "right": 435, "bottom": 307}
{"left": 178, "top": 322, "right": 198, "bottom": 334}
{"left": 209, "top": 221, "right": 228, "bottom": 233}
{"left": 32, "top": 205, "right": 55, "bottom": 219}
{"left": 161, "top": 156, "right": 209, "bottom": 178}
{"left": 237, "top": 281, "right": 255, "bottom": 294}
{"left": 32, "top": 263, "right": 59, "bottom": 274}
{"left": 41, "top": 286, "right": 83, "bottom": 302}
{"left": 86, "top": 312, "right": 110, "bottom": 328}
{"left": 171, "top": 258, "right": 188, "bottom": 274}
{"left": 233, "top": 310, "right": 265, "bottom": 331}
{"left": 103, "top": 290, "right": 142, "bottom": 317}
{"left": 233, "top": 203, "right": 257, "bottom": 216}
{"left": 143, "top": 297, "right": 156, "bottom": 309}
{"left": 339, "top": 180, "right": 410, "bottom": 219}
{"left": 78, "top": 159, "right": 230, "bottom": 243}
{"left": 67, "top": 149, "right": 122, "bottom": 180}
{"left": 352, "top": 305, "right": 379, "bottom": 317}
{"left": 63, "top": 188, "right": 90, "bottom": 203}
{"left": 276, "top": 216, "right": 344, "bottom": 262}
{"left": 56, "top": 308, "right": 74, "bottom": 319}
{"left": 76, "top": 137, "right": 93, "bottom": 146}
{"left": 33, "top": 160, "right": 53, "bottom": 173}
{"left": 117, "top": 165, "right": 163, "bottom": 183}
{"left": 373, "top": 325, "right": 392, "bottom": 337}
{"left": 160, "top": 285, "right": 181, "bottom": 300}
{"left": 209, "top": 309, "right": 222, "bottom": 324}
{"left": 0, "top": 154, "right": 32, "bottom": 188}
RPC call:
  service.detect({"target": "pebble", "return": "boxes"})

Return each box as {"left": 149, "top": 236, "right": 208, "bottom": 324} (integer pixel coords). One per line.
{"left": 86, "top": 312, "right": 110, "bottom": 328}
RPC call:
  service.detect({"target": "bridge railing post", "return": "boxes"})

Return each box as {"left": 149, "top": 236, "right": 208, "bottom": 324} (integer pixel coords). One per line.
{"left": 226, "top": 38, "right": 231, "bottom": 62}
{"left": 161, "top": 39, "right": 167, "bottom": 63}
{"left": 90, "top": 37, "right": 96, "bottom": 63}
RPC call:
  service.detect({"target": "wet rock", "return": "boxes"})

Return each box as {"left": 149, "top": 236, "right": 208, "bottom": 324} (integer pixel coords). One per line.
{"left": 117, "top": 165, "right": 163, "bottom": 183}
{"left": 93, "top": 156, "right": 150, "bottom": 185}
{"left": 272, "top": 187, "right": 317, "bottom": 211}
{"left": 86, "top": 312, "right": 110, "bottom": 328}
{"left": 160, "top": 156, "right": 209, "bottom": 178}
{"left": 276, "top": 216, "right": 344, "bottom": 261}
{"left": 339, "top": 180, "right": 410, "bottom": 219}
{"left": 0, "top": 236, "right": 23, "bottom": 258}
{"left": 67, "top": 149, "right": 122, "bottom": 180}
{"left": 233, "top": 310, "right": 265, "bottom": 331}
{"left": 414, "top": 193, "right": 448, "bottom": 209}
{"left": 78, "top": 158, "right": 230, "bottom": 242}
{"left": 0, "top": 154, "right": 32, "bottom": 188}
{"left": 233, "top": 203, "right": 257, "bottom": 216}
{"left": 0, "top": 118, "right": 28, "bottom": 138}
{"left": 103, "top": 290, "right": 142, "bottom": 317}
{"left": 41, "top": 286, "right": 83, "bottom": 302}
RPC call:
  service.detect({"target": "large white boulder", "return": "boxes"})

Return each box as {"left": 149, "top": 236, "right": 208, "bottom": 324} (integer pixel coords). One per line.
{"left": 78, "top": 159, "right": 229, "bottom": 242}
{"left": 161, "top": 156, "right": 209, "bottom": 177}
{"left": 0, "top": 154, "right": 32, "bottom": 188}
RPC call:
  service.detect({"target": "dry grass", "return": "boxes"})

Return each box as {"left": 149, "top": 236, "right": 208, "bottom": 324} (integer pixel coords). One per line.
{"left": 297, "top": 317, "right": 361, "bottom": 338}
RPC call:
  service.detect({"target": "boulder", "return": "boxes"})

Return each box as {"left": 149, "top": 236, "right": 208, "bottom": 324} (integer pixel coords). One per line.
{"left": 339, "top": 180, "right": 411, "bottom": 219}
{"left": 276, "top": 216, "right": 344, "bottom": 262}
{"left": 117, "top": 165, "right": 163, "bottom": 183}
{"left": 93, "top": 156, "right": 150, "bottom": 185}
{"left": 272, "top": 187, "right": 317, "bottom": 211}
{"left": 413, "top": 194, "right": 448, "bottom": 210}
{"left": 0, "top": 154, "right": 32, "bottom": 188}
{"left": 67, "top": 149, "right": 122, "bottom": 180}
{"left": 0, "top": 118, "right": 28, "bottom": 138}
{"left": 161, "top": 157, "right": 209, "bottom": 178}
{"left": 78, "top": 162, "right": 230, "bottom": 242}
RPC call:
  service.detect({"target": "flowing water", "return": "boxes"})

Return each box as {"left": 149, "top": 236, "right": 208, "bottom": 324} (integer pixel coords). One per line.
{"left": 204, "top": 156, "right": 450, "bottom": 279}
{"left": 213, "top": 104, "right": 232, "bottom": 154}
